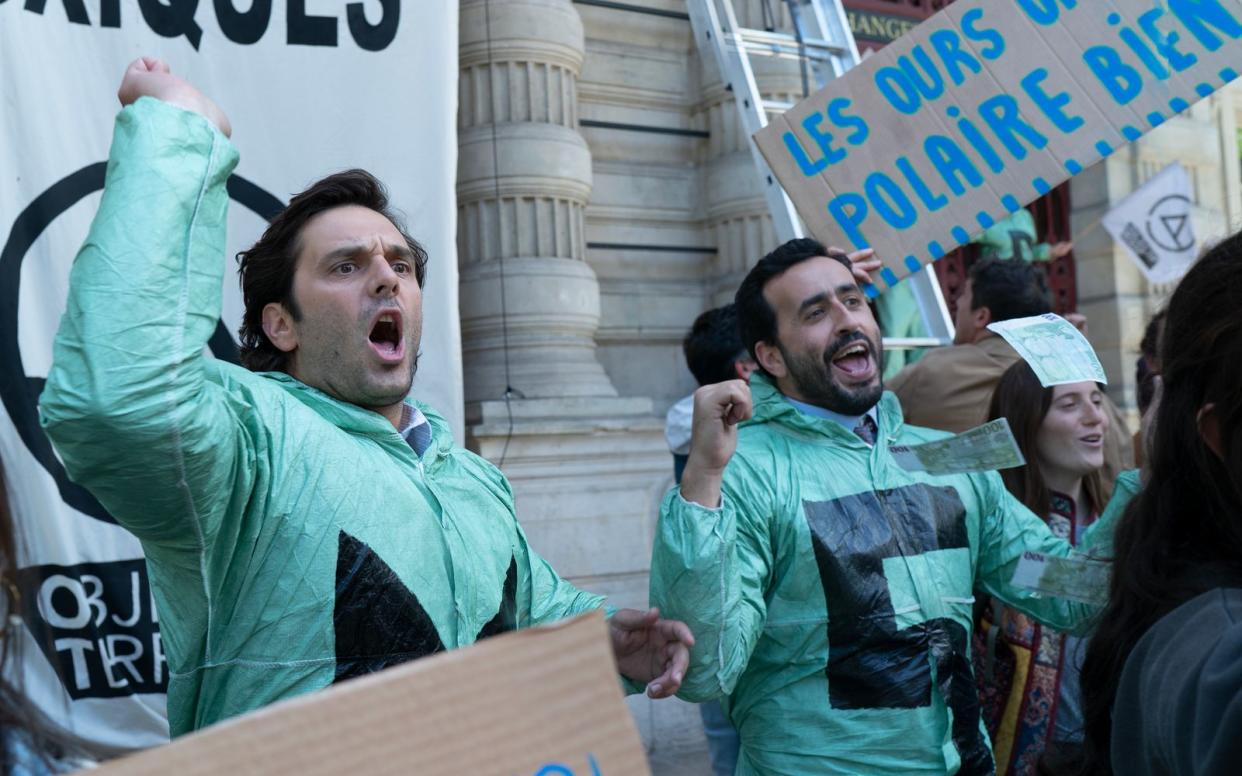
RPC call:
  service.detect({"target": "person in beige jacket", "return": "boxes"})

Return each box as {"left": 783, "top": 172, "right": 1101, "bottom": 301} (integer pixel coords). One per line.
{"left": 889, "top": 258, "right": 1132, "bottom": 488}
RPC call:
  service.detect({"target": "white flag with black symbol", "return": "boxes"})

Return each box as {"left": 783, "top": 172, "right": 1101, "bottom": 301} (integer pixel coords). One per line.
{"left": 1102, "top": 163, "right": 1198, "bottom": 285}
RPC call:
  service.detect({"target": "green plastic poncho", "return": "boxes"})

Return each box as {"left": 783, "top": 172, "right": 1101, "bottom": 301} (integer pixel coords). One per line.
{"left": 650, "top": 374, "right": 1113, "bottom": 775}
{"left": 39, "top": 98, "right": 603, "bottom": 736}
{"left": 969, "top": 209, "right": 1054, "bottom": 262}
{"left": 1085, "top": 468, "right": 1141, "bottom": 561}
{"left": 875, "top": 282, "right": 928, "bottom": 379}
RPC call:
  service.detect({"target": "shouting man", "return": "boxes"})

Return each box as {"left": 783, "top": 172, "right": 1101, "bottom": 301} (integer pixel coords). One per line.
{"left": 40, "top": 59, "right": 692, "bottom": 735}
{"left": 650, "top": 239, "right": 1114, "bottom": 775}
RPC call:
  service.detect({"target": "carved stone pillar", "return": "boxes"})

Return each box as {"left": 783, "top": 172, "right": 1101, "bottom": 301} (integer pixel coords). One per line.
{"left": 458, "top": 0, "right": 617, "bottom": 402}
{"left": 457, "top": 0, "right": 669, "bottom": 611}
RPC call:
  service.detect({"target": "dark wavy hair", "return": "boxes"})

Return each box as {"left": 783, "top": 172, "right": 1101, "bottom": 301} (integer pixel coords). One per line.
{"left": 735, "top": 238, "right": 851, "bottom": 373}
{"left": 683, "top": 304, "right": 748, "bottom": 387}
{"left": 1079, "top": 231, "right": 1242, "bottom": 774}
{"left": 968, "top": 258, "right": 1052, "bottom": 322}
{"left": 988, "top": 360, "right": 1105, "bottom": 518}
{"left": 236, "top": 169, "right": 428, "bottom": 373}
{"left": 1136, "top": 309, "right": 1165, "bottom": 415}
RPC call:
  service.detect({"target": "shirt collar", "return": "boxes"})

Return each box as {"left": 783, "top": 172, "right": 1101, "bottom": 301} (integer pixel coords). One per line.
{"left": 783, "top": 396, "right": 878, "bottom": 434}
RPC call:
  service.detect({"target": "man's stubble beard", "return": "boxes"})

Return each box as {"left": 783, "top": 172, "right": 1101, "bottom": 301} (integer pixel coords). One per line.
{"left": 780, "top": 334, "right": 884, "bottom": 416}
{"left": 296, "top": 341, "right": 420, "bottom": 411}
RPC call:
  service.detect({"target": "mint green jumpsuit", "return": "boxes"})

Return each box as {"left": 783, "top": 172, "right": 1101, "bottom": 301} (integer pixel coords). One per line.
{"left": 40, "top": 99, "right": 604, "bottom": 736}
{"left": 651, "top": 374, "right": 1114, "bottom": 775}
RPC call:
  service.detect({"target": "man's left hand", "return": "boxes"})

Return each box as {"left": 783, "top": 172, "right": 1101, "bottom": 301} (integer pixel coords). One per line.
{"left": 835, "top": 247, "right": 881, "bottom": 287}
{"left": 609, "top": 608, "right": 694, "bottom": 699}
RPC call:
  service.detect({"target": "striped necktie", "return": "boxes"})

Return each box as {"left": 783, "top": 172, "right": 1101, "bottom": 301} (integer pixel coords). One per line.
{"left": 852, "top": 415, "right": 877, "bottom": 445}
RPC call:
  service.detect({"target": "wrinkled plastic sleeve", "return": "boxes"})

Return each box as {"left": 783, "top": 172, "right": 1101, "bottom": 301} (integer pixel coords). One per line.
{"left": 650, "top": 485, "right": 770, "bottom": 703}
{"left": 40, "top": 97, "right": 247, "bottom": 549}
{"left": 975, "top": 472, "right": 1099, "bottom": 633}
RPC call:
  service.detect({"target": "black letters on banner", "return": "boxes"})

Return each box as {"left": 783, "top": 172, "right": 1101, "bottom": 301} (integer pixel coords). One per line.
{"left": 6, "top": 0, "right": 400, "bottom": 50}
{"left": 137, "top": 0, "right": 204, "bottom": 50}
{"left": 100, "top": 0, "right": 118, "bottom": 28}
{"left": 214, "top": 0, "right": 271, "bottom": 45}
{"left": 347, "top": 0, "right": 398, "bottom": 53}
{"left": 23, "top": 0, "right": 90, "bottom": 25}
{"left": 288, "top": 0, "right": 336, "bottom": 46}
{"left": 17, "top": 560, "right": 167, "bottom": 699}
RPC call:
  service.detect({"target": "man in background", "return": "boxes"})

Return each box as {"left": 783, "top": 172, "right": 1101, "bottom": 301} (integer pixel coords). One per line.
{"left": 666, "top": 305, "right": 757, "bottom": 484}
{"left": 888, "top": 258, "right": 1132, "bottom": 485}
{"left": 664, "top": 303, "right": 755, "bottom": 776}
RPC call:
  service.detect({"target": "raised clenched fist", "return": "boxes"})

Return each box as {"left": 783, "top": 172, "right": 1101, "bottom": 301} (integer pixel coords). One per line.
{"left": 679, "top": 379, "right": 753, "bottom": 508}
{"left": 117, "top": 57, "right": 232, "bottom": 138}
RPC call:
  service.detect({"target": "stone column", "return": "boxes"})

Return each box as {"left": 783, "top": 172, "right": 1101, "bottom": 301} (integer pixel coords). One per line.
{"left": 458, "top": 0, "right": 617, "bottom": 403}
{"left": 457, "top": 0, "right": 668, "bottom": 611}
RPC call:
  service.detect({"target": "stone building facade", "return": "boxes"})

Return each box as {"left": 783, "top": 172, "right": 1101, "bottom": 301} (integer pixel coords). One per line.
{"left": 457, "top": 0, "right": 1242, "bottom": 759}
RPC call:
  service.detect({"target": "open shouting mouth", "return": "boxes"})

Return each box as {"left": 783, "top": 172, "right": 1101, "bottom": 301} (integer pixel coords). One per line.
{"left": 829, "top": 339, "right": 877, "bottom": 383}
{"left": 367, "top": 308, "right": 406, "bottom": 363}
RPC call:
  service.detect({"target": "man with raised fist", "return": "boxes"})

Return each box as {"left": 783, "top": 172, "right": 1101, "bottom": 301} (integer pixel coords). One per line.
{"left": 650, "top": 238, "right": 1116, "bottom": 775}
{"left": 40, "top": 58, "right": 692, "bottom": 736}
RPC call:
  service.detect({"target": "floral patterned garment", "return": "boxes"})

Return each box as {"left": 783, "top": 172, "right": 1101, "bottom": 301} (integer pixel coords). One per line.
{"left": 972, "top": 492, "right": 1093, "bottom": 776}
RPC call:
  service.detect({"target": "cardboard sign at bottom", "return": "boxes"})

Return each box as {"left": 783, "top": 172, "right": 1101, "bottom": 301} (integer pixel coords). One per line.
{"left": 94, "top": 611, "right": 649, "bottom": 776}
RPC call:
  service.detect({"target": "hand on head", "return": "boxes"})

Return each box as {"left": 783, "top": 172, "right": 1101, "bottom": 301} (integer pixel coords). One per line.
{"left": 834, "top": 247, "right": 881, "bottom": 288}
{"left": 118, "top": 57, "right": 231, "bottom": 138}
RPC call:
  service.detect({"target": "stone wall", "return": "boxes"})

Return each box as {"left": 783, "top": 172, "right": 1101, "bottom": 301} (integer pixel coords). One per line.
{"left": 457, "top": 0, "right": 671, "bottom": 621}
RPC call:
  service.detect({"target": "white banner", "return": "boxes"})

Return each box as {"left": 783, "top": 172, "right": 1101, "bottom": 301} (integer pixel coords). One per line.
{"left": 1, "top": 1, "right": 460, "bottom": 754}
{"left": 1102, "top": 162, "right": 1199, "bottom": 284}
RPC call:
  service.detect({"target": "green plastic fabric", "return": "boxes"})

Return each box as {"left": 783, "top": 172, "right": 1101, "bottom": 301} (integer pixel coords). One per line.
{"left": 39, "top": 98, "right": 603, "bottom": 736}
{"left": 970, "top": 209, "right": 1052, "bottom": 262}
{"left": 875, "top": 281, "right": 928, "bottom": 380}
{"left": 650, "top": 374, "right": 1107, "bottom": 775}
{"left": 1084, "top": 468, "right": 1141, "bottom": 560}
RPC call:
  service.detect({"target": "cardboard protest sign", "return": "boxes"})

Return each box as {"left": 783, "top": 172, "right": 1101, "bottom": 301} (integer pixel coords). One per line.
{"left": 1102, "top": 162, "right": 1199, "bottom": 283}
{"left": 93, "top": 611, "right": 650, "bottom": 776}
{"left": 755, "top": 0, "right": 1242, "bottom": 295}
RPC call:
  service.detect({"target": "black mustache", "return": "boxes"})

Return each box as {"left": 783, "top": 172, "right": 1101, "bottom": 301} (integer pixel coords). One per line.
{"left": 824, "top": 332, "right": 872, "bottom": 363}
